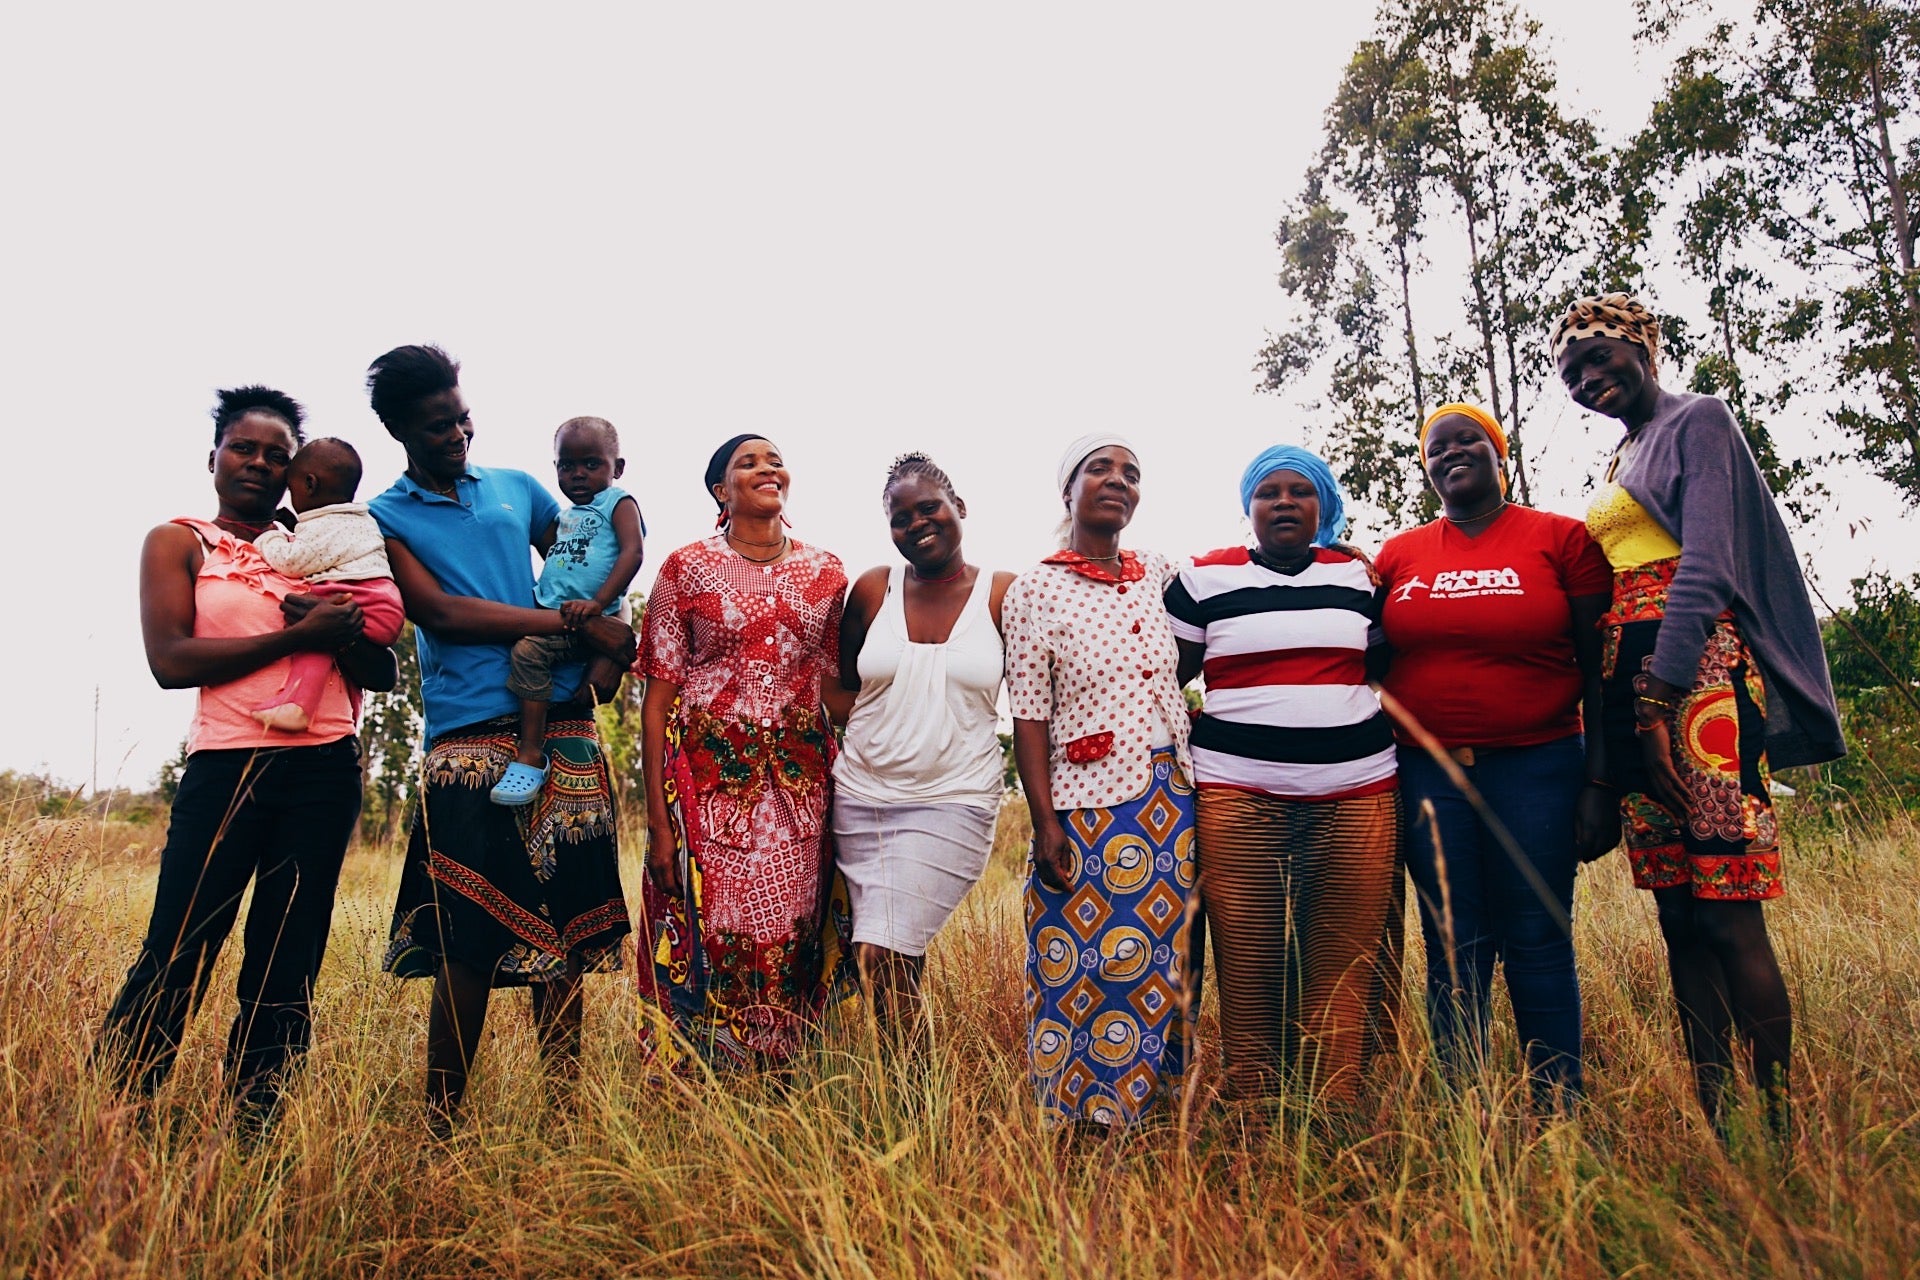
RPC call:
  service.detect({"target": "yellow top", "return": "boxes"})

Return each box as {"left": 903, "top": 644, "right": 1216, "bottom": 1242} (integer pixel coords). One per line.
{"left": 1586, "top": 480, "right": 1681, "bottom": 570}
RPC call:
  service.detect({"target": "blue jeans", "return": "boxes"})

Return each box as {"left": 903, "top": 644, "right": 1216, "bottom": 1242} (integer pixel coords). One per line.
{"left": 1399, "top": 735, "right": 1584, "bottom": 1101}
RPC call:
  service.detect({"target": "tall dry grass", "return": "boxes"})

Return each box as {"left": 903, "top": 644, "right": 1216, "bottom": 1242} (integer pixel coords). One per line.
{"left": 3, "top": 801, "right": 1918, "bottom": 1278}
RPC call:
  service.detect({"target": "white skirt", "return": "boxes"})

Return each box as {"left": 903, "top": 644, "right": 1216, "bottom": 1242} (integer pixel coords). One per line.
{"left": 831, "top": 798, "right": 997, "bottom": 956}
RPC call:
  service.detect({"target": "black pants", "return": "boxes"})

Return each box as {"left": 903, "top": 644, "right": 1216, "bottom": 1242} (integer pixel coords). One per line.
{"left": 97, "top": 737, "right": 362, "bottom": 1105}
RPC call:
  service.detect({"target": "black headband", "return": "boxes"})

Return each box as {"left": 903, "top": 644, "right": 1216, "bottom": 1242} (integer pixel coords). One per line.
{"left": 704, "top": 433, "right": 766, "bottom": 508}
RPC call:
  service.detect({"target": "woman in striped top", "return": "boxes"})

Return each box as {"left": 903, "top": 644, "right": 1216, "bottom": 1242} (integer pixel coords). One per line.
{"left": 1165, "top": 445, "right": 1403, "bottom": 1102}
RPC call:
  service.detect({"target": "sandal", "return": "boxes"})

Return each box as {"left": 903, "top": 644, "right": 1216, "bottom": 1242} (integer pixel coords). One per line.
{"left": 489, "top": 757, "right": 549, "bottom": 807}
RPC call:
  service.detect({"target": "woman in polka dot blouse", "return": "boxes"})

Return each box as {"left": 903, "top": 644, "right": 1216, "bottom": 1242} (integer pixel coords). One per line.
{"left": 1003, "top": 434, "right": 1199, "bottom": 1129}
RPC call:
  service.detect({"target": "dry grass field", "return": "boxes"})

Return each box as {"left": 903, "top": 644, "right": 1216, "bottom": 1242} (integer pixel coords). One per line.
{"left": 3, "top": 797, "right": 1918, "bottom": 1278}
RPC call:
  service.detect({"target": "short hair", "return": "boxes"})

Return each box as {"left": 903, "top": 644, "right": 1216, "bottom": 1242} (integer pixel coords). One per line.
{"left": 881, "top": 451, "right": 960, "bottom": 509}
{"left": 554, "top": 415, "right": 620, "bottom": 454}
{"left": 296, "top": 437, "right": 364, "bottom": 492}
{"left": 212, "top": 385, "right": 306, "bottom": 445}
{"left": 366, "top": 344, "right": 461, "bottom": 427}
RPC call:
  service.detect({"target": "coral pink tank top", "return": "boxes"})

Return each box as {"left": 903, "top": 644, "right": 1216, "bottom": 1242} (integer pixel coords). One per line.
{"left": 176, "top": 518, "right": 357, "bottom": 753}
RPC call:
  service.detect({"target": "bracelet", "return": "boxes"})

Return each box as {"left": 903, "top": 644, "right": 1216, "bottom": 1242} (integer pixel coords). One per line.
{"left": 1636, "top": 693, "right": 1679, "bottom": 711}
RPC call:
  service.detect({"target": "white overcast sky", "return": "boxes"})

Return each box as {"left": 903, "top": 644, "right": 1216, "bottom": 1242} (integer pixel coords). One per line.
{"left": 3, "top": 2, "right": 1911, "bottom": 790}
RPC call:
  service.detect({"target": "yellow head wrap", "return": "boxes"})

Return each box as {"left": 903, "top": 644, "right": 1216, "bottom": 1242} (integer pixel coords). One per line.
{"left": 1549, "top": 292, "right": 1661, "bottom": 376}
{"left": 1419, "top": 403, "right": 1509, "bottom": 496}
{"left": 1418, "top": 403, "right": 1507, "bottom": 458}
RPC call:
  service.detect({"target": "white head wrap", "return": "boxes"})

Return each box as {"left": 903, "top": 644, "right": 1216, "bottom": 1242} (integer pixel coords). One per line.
{"left": 1055, "top": 433, "right": 1136, "bottom": 497}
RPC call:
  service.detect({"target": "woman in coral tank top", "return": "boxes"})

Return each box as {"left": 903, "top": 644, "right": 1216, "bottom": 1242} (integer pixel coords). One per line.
{"left": 94, "top": 387, "right": 396, "bottom": 1132}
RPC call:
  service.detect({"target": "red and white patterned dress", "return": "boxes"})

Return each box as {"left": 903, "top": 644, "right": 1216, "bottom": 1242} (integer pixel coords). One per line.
{"left": 635, "top": 536, "right": 850, "bottom": 1066}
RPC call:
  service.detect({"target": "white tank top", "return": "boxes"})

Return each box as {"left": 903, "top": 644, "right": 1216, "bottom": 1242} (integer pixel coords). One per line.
{"left": 833, "top": 564, "right": 1006, "bottom": 807}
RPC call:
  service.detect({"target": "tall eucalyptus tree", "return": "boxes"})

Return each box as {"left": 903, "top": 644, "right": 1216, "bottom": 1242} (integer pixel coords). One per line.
{"left": 1630, "top": 0, "right": 1920, "bottom": 505}
{"left": 1258, "top": 0, "right": 1613, "bottom": 523}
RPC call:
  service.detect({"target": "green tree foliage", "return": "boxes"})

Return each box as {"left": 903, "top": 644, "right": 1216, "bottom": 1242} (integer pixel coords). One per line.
{"left": 1630, "top": 0, "right": 1920, "bottom": 507}
{"left": 594, "top": 592, "right": 647, "bottom": 817}
{"left": 359, "top": 625, "right": 422, "bottom": 840}
{"left": 1258, "top": 0, "right": 1612, "bottom": 525}
{"left": 1823, "top": 570, "right": 1920, "bottom": 695}
{"left": 2, "top": 769, "right": 169, "bottom": 824}
{"left": 1816, "top": 571, "right": 1920, "bottom": 808}
{"left": 155, "top": 738, "right": 189, "bottom": 805}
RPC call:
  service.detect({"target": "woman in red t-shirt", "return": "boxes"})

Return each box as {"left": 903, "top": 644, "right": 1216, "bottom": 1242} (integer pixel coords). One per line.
{"left": 1375, "top": 403, "right": 1616, "bottom": 1109}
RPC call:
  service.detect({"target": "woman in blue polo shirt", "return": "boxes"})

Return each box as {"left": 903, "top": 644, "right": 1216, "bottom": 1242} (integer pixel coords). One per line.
{"left": 366, "top": 345, "right": 635, "bottom": 1137}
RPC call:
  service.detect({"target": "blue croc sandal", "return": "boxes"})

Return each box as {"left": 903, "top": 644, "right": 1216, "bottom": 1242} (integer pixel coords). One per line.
{"left": 489, "top": 758, "right": 549, "bottom": 807}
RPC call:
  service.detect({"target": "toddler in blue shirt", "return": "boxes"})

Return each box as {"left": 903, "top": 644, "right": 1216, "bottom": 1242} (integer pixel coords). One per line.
{"left": 492, "top": 416, "right": 646, "bottom": 805}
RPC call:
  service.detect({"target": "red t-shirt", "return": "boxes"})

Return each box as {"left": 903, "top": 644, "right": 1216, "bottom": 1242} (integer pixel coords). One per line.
{"left": 1375, "top": 505, "right": 1612, "bottom": 749}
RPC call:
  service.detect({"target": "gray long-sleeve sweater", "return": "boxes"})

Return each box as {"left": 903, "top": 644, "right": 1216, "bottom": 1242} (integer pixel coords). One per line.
{"left": 1612, "top": 389, "right": 1845, "bottom": 769}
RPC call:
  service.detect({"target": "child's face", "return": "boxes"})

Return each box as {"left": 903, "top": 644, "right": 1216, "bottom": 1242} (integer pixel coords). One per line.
{"left": 555, "top": 426, "right": 623, "bottom": 505}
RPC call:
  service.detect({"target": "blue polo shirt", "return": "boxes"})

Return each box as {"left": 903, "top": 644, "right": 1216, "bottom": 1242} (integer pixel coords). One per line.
{"left": 370, "top": 465, "right": 578, "bottom": 742}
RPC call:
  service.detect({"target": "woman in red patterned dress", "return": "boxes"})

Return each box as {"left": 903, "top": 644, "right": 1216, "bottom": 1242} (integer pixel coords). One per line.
{"left": 636, "top": 435, "right": 850, "bottom": 1068}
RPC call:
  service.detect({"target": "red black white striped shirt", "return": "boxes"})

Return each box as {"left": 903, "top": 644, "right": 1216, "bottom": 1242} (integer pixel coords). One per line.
{"left": 1163, "top": 546, "right": 1395, "bottom": 800}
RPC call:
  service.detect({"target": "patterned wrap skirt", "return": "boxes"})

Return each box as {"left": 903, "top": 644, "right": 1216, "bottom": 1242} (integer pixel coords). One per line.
{"left": 384, "top": 705, "right": 630, "bottom": 985}
{"left": 1195, "top": 787, "right": 1403, "bottom": 1102}
{"left": 1601, "top": 557, "right": 1783, "bottom": 900}
{"left": 1026, "top": 747, "right": 1199, "bottom": 1127}
{"left": 636, "top": 704, "right": 854, "bottom": 1070}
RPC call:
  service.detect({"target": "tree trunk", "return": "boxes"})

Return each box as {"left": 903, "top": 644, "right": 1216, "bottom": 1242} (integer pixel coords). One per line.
{"left": 1484, "top": 176, "right": 1533, "bottom": 506}
{"left": 1395, "top": 229, "right": 1427, "bottom": 429}
{"left": 1867, "top": 53, "right": 1920, "bottom": 366}
{"left": 1865, "top": 50, "right": 1920, "bottom": 473}
{"left": 1459, "top": 181, "right": 1506, "bottom": 464}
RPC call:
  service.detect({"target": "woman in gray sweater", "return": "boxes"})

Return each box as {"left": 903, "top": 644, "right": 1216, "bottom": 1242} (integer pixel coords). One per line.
{"left": 1551, "top": 293, "right": 1843, "bottom": 1141}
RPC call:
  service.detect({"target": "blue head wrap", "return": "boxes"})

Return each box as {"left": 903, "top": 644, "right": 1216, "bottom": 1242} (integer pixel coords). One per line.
{"left": 1239, "top": 445, "right": 1346, "bottom": 547}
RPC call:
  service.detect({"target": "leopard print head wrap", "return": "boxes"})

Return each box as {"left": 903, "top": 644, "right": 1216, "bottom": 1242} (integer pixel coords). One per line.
{"left": 1549, "top": 293, "right": 1660, "bottom": 377}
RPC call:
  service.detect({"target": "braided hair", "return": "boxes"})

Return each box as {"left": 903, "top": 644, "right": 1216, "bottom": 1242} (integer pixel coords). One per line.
{"left": 881, "top": 451, "right": 960, "bottom": 510}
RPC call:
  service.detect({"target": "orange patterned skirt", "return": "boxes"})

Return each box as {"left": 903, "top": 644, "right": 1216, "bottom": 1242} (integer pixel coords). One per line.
{"left": 1600, "top": 559, "right": 1783, "bottom": 900}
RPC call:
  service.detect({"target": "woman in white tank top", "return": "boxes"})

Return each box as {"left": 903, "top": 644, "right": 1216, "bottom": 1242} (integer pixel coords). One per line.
{"left": 833, "top": 453, "right": 1013, "bottom": 1029}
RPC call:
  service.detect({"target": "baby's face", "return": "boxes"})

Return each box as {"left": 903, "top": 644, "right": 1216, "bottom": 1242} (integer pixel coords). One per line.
{"left": 555, "top": 427, "right": 623, "bottom": 505}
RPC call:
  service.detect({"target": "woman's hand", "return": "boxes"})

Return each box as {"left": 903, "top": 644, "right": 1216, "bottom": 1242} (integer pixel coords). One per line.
{"left": 1634, "top": 674, "right": 1692, "bottom": 815}
{"left": 1573, "top": 783, "right": 1621, "bottom": 862}
{"left": 1009, "top": 717, "right": 1073, "bottom": 890}
{"left": 1030, "top": 814, "right": 1076, "bottom": 892}
{"left": 281, "top": 593, "right": 366, "bottom": 650}
{"left": 1638, "top": 718, "right": 1692, "bottom": 815}
{"left": 579, "top": 613, "right": 638, "bottom": 665}
{"left": 645, "top": 814, "right": 682, "bottom": 898}
{"left": 639, "top": 677, "right": 683, "bottom": 900}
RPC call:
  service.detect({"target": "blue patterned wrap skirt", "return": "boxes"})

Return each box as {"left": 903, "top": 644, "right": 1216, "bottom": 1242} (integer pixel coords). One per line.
{"left": 1025, "top": 747, "right": 1200, "bottom": 1126}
